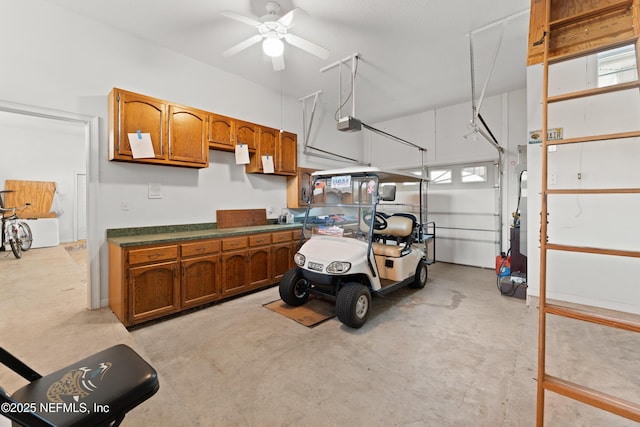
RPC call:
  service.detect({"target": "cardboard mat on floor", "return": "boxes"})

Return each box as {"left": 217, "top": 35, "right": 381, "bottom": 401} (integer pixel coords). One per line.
{"left": 264, "top": 297, "right": 335, "bottom": 327}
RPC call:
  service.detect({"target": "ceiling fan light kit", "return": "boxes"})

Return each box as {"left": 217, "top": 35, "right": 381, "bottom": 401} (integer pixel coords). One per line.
{"left": 221, "top": 1, "right": 329, "bottom": 70}
{"left": 263, "top": 37, "right": 284, "bottom": 57}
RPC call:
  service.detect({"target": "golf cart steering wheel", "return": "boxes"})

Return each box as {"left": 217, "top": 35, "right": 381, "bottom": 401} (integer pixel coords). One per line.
{"left": 364, "top": 212, "right": 388, "bottom": 230}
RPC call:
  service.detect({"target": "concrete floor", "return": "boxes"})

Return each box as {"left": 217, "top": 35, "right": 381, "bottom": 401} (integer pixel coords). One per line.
{"left": 1, "top": 245, "right": 638, "bottom": 426}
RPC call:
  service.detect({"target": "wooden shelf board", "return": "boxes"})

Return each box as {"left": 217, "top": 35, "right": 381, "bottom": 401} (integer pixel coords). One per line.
{"left": 545, "top": 242, "right": 640, "bottom": 258}
{"left": 548, "top": 80, "right": 640, "bottom": 103}
{"left": 545, "top": 302, "right": 640, "bottom": 332}
{"left": 543, "top": 375, "right": 640, "bottom": 422}
{"left": 549, "top": 1, "right": 634, "bottom": 27}
{"left": 545, "top": 188, "right": 640, "bottom": 195}
{"left": 550, "top": 130, "right": 640, "bottom": 145}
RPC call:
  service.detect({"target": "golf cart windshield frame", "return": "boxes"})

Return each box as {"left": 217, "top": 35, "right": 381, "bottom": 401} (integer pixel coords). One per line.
{"left": 302, "top": 173, "right": 379, "bottom": 244}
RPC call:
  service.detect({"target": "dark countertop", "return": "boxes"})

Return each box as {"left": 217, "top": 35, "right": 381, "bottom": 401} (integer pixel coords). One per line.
{"left": 108, "top": 223, "right": 303, "bottom": 248}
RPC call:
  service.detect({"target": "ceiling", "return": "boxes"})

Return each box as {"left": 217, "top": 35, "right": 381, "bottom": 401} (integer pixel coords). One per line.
{"left": 43, "top": 0, "right": 531, "bottom": 123}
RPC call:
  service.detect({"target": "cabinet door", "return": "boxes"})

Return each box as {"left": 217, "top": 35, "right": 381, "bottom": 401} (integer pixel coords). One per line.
{"left": 129, "top": 261, "right": 179, "bottom": 324}
{"left": 181, "top": 254, "right": 220, "bottom": 308}
{"left": 278, "top": 131, "right": 297, "bottom": 175}
{"left": 168, "top": 105, "right": 208, "bottom": 166}
{"left": 272, "top": 242, "right": 294, "bottom": 282}
{"left": 286, "top": 168, "right": 315, "bottom": 209}
{"left": 249, "top": 247, "right": 271, "bottom": 289}
{"left": 113, "top": 90, "right": 166, "bottom": 161}
{"left": 221, "top": 250, "right": 249, "bottom": 297}
{"left": 208, "top": 113, "right": 234, "bottom": 151}
{"left": 247, "top": 126, "right": 278, "bottom": 173}
{"left": 235, "top": 121, "right": 257, "bottom": 151}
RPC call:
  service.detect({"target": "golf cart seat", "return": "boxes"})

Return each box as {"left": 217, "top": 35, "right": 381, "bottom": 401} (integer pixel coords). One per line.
{"left": 0, "top": 344, "right": 159, "bottom": 427}
{"left": 372, "top": 214, "right": 416, "bottom": 257}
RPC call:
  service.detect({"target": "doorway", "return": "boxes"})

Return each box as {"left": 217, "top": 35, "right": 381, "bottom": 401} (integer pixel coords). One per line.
{"left": 0, "top": 101, "right": 99, "bottom": 309}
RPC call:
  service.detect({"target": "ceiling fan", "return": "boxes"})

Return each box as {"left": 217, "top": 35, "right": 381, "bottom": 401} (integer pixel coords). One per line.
{"left": 221, "top": 1, "right": 330, "bottom": 71}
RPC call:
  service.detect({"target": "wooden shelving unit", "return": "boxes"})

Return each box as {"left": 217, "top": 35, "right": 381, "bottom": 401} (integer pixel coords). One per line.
{"left": 531, "top": 0, "right": 640, "bottom": 425}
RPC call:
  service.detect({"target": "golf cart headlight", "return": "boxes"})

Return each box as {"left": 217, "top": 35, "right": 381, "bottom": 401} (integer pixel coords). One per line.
{"left": 326, "top": 261, "right": 351, "bottom": 274}
{"left": 294, "top": 253, "right": 306, "bottom": 267}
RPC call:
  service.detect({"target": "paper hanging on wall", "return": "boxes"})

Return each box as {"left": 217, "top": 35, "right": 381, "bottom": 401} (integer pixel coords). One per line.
{"left": 235, "top": 144, "right": 250, "bottom": 164}
{"left": 127, "top": 132, "right": 155, "bottom": 158}
{"left": 262, "top": 155, "right": 275, "bottom": 174}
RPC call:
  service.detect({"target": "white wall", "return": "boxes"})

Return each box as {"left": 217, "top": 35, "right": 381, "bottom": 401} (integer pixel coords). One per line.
{"left": 364, "top": 90, "right": 528, "bottom": 268}
{"left": 0, "top": 0, "right": 360, "bottom": 307}
{"left": 0, "top": 113, "right": 85, "bottom": 243}
{"left": 527, "top": 61, "right": 640, "bottom": 314}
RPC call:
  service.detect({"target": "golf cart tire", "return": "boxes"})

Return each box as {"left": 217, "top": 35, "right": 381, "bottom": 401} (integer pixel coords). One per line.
{"left": 279, "top": 268, "right": 309, "bottom": 307}
{"left": 410, "top": 259, "right": 428, "bottom": 289}
{"left": 336, "top": 283, "right": 371, "bottom": 329}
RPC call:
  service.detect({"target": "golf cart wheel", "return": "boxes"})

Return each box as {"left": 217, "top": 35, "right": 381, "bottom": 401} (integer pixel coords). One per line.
{"left": 336, "top": 283, "right": 371, "bottom": 329}
{"left": 410, "top": 259, "right": 428, "bottom": 289}
{"left": 279, "top": 268, "right": 309, "bottom": 307}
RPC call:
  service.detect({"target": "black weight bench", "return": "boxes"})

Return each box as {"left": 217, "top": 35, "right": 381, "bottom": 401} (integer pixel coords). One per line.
{"left": 0, "top": 344, "right": 159, "bottom": 426}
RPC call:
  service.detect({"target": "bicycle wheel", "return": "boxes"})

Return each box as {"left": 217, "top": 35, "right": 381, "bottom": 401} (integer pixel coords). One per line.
{"left": 9, "top": 232, "right": 21, "bottom": 258}
{"left": 17, "top": 222, "right": 32, "bottom": 251}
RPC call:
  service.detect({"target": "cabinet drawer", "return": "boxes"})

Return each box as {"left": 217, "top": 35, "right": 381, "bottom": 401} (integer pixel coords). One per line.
{"left": 128, "top": 245, "right": 177, "bottom": 265}
{"left": 181, "top": 239, "right": 220, "bottom": 257}
{"left": 272, "top": 231, "right": 293, "bottom": 243}
{"left": 222, "top": 236, "right": 248, "bottom": 251}
{"left": 249, "top": 234, "right": 272, "bottom": 247}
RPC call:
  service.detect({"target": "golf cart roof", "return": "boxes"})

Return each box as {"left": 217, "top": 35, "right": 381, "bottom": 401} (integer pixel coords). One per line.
{"left": 312, "top": 167, "right": 427, "bottom": 183}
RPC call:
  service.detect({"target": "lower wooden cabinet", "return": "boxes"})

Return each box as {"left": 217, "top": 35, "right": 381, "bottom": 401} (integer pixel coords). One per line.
{"left": 109, "top": 229, "right": 300, "bottom": 326}
{"left": 129, "top": 260, "right": 180, "bottom": 324}
{"left": 181, "top": 254, "right": 220, "bottom": 309}
{"left": 221, "top": 250, "right": 250, "bottom": 297}
{"left": 272, "top": 242, "right": 295, "bottom": 282}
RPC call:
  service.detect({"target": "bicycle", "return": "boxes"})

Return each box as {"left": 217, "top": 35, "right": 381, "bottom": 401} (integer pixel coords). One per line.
{"left": 0, "top": 190, "right": 33, "bottom": 259}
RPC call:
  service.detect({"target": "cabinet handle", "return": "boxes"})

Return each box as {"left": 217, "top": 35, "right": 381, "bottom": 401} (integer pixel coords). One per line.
{"left": 148, "top": 254, "right": 160, "bottom": 260}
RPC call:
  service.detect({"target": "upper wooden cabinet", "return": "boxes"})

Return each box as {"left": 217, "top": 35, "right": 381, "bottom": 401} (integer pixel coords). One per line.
{"left": 109, "top": 87, "right": 296, "bottom": 173}
{"left": 208, "top": 114, "right": 257, "bottom": 152}
{"left": 109, "top": 88, "right": 208, "bottom": 168}
{"left": 246, "top": 127, "right": 298, "bottom": 176}
{"left": 286, "top": 167, "right": 316, "bottom": 209}
{"left": 168, "top": 105, "right": 208, "bottom": 165}
{"left": 109, "top": 90, "right": 166, "bottom": 162}
{"left": 278, "top": 131, "right": 298, "bottom": 176}
{"left": 235, "top": 120, "right": 258, "bottom": 151}
{"left": 207, "top": 113, "right": 233, "bottom": 150}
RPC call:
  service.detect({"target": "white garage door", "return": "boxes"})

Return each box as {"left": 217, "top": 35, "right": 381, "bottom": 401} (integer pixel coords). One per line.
{"left": 427, "top": 161, "right": 499, "bottom": 268}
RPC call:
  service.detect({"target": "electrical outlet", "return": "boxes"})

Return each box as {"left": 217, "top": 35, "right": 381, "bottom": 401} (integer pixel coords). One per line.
{"left": 121, "top": 201, "right": 129, "bottom": 211}
{"left": 550, "top": 174, "right": 558, "bottom": 185}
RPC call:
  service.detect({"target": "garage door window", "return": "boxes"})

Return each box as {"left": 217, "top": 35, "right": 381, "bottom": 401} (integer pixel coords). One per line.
{"left": 461, "top": 166, "right": 487, "bottom": 183}
{"left": 429, "top": 169, "right": 452, "bottom": 185}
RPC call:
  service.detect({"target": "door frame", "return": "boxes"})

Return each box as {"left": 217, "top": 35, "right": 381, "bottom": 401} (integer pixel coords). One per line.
{"left": 74, "top": 171, "right": 87, "bottom": 242}
{"left": 0, "top": 100, "right": 100, "bottom": 309}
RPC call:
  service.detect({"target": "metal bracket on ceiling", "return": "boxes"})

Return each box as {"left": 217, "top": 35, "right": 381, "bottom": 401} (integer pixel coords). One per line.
{"left": 298, "top": 90, "right": 365, "bottom": 164}
{"left": 467, "top": 8, "right": 529, "bottom": 153}
{"left": 320, "top": 52, "right": 360, "bottom": 121}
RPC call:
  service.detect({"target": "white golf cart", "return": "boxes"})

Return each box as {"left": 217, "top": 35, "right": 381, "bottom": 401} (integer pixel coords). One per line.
{"left": 279, "top": 167, "right": 435, "bottom": 328}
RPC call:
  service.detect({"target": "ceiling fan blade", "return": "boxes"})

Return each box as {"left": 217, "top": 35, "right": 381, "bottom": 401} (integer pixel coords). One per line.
{"left": 220, "top": 10, "right": 262, "bottom": 27}
{"left": 272, "top": 55, "right": 285, "bottom": 71}
{"left": 222, "top": 34, "right": 263, "bottom": 57}
{"left": 278, "top": 8, "right": 307, "bottom": 28}
{"left": 284, "top": 33, "right": 329, "bottom": 59}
